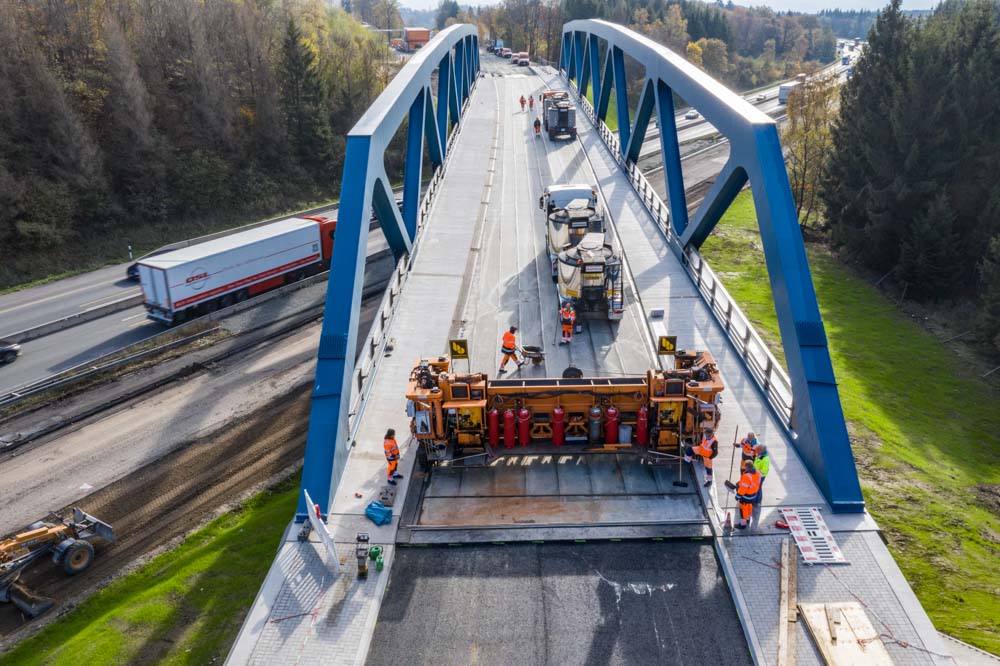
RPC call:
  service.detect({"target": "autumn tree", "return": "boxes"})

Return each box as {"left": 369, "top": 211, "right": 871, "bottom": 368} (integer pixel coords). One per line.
{"left": 781, "top": 72, "right": 838, "bottom": 229}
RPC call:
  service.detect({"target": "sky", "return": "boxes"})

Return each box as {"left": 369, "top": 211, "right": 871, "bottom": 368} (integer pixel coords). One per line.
{"left": 399, "top": 0, "right": 939, "bottom": 12}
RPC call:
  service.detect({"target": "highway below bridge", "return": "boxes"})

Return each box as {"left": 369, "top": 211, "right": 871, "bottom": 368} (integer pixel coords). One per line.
{"left": 228, "top": 31, "right": 952, "bottom": 666}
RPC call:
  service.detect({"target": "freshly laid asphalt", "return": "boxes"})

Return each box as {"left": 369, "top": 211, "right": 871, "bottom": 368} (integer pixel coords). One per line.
{"left": 367, "top": 541, "right": 751, "bottom": 666}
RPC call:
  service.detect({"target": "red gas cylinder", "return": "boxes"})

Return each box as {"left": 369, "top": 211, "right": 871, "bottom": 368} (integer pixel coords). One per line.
{"left": 517, "top": 408, "right": 532, "bottom": 447}
{"left": 605, "top": 405, "right": 619, "bottom": 444}
{"left": 503, "top": 409, "right": 516, "bottom": 449}
{"left": 551, "top": 406, "right": 565, "bottom": 446}
{"left": 636, "top": 406, "right": 649, "bottom": 446}
{"left": 488, "top": 408, "right": 500, "bottom": 447}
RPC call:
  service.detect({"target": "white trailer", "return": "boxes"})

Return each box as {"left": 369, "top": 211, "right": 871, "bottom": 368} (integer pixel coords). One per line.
{"left": 138, "top": 217, "right": 333, "bottom": 325}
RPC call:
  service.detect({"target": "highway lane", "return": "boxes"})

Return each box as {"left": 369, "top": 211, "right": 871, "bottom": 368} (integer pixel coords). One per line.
{"left": 0, "top": 264, "right": 138, "bottom": 337}
{"left": 0, "top": 231, "right": 390, "bottom": 394}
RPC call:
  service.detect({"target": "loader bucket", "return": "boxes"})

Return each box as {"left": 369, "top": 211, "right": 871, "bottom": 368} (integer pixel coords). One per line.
{"left": 7, "top": 582, "right": 54, "bottom": 618}
{"left": 72, "top": 508, "right": 116, "bottom": 543}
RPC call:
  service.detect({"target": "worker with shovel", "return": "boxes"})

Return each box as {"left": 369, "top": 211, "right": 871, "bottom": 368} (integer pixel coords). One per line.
{"left": 683, "top": 426, "right": 719, "bottom": 487}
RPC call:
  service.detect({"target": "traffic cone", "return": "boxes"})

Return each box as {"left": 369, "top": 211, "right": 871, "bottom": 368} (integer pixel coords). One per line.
{"left": 724, "top": 511, "right": 733, "bottom": 530}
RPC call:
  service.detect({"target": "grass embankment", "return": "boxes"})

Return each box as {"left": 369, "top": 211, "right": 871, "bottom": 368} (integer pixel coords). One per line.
{"left": 2, "top": 480, "right": 298, "bottom": 665}
{"left": 701, "top": 191, "right": 1000, "bottom": 653}
{"left": 584, "top": 87, "right": 623, "bottom": 132}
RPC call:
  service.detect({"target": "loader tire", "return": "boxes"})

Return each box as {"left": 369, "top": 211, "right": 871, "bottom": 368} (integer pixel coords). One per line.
{"left": 63, "top": 540, "right": 94, "bottom": 575}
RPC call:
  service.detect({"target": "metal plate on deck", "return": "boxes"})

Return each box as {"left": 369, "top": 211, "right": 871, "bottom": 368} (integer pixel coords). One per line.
{"left": 780, "top": 507, "right": 847, "bottom": 564}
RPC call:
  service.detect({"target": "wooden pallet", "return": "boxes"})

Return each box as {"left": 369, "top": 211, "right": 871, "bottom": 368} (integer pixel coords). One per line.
{"left": 799, "top": 602, "right": 893, "bottom": 665}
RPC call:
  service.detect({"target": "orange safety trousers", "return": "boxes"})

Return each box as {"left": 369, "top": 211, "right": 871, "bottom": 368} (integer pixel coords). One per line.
{"left": 500, "top": 353, "right": 519, "bottom": 368}
{"left": 562, "top": 324, "right": 573, "bottom": 339}
{"left": 739, "top": 499, "right": 753, "bottom": 522}
{"left": 384, "top": 437, "right": 400, "bottom": 480}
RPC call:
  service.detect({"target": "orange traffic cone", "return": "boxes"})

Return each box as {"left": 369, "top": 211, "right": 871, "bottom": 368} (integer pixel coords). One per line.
{"left": 724, "top": 511, "right": 733, "bottom": 530}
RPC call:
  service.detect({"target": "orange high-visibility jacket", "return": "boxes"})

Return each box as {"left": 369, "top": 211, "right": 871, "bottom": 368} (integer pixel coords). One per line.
{"left": 737, "top": 468, "right": 762, "bottom": 502}
{"left": 501, "top": 331, "right": 517, "bottom": 354}
{"left": 384, "top": 437, "right": 399, "bottom": 461}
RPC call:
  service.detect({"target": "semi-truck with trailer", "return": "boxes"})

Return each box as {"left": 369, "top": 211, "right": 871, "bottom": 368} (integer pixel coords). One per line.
{"left": 137, "top": 215, "right": 336, "bottom": 325}
{"left": 542, "top": 90, "right": 577, "bottom": 140}
{"left": 779, "top": 81, "right": 801, "bottom": 104}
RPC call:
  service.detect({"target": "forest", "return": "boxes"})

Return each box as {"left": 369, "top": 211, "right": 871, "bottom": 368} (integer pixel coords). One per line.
{"left": 821, "top": 0, "right": 1000, "bottom": 350}
{"left": 0, "top": 0, "right": 392, "bottom": 287}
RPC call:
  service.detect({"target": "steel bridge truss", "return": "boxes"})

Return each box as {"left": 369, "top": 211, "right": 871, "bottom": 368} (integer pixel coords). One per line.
{"left": 298, "top": 25, "right": 480, "bottom": 519}
{"left": 560, "top": 20, "right": 863, "bottom": 512}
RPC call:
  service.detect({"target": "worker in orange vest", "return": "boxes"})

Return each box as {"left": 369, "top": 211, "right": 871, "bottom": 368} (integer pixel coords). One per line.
{"left": 528, "top": 95, "right": 534, "bottom": 111}
{"left": 384, "top": 428, "right": 403, "bottom": 485}
{"left": 559, "top": 303, "right": 576, "bottom": 344}
{"left": 735, "top": 459, "right": 762, "bottom": 529}
{"left": 683, "top": 426, "right": 719, "bottom": 487}
{"left": 498, "top": 326, "right": 525, "bottom": 374}
{"left": 519, "top": 95, "right": 526, "bottom": 111}
{"left": 735, "top": 431, "right": 759, "bottom": 464}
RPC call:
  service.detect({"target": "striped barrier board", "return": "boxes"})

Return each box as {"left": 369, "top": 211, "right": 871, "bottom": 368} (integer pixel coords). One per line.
{"left": 779, "top": 507, "right": 847, "bottom": 564}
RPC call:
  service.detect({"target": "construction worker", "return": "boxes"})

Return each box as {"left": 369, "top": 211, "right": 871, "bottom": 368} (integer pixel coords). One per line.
{"left": 533, "top": 117, "right": 541, "bottom": 137}
{"left": 528, "top": 95, "right": 534, "bottom": 111}
{"left": 384, "top": 428, "right": 403, "bottom": 485}
{"left": 735, "top": 431, "right": 759, "bottom": 463}
{"left": 683, "top": 426, "right": 719, "bottom": 487}
{"left": 519, "top": 95, "right": 526, "bottom": 111}
{"left": 498, "top": 326, "right": 525, "bottom": 374}
{"left": 735, "top": 459, "right": 762, "bottom": 530}
{"left": 753, "top": 443, "right": 770, "bottom": 488}
{"left": 559, "top": 303, "right": 576, "bottom": 344}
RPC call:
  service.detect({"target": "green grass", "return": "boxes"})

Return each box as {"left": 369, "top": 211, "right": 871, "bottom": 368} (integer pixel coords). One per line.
{"left": 701, "top": 191, "right": 1000, "bottom": 653}
{"left": 585, "top": 86, "right": 623, "bottom": 132}
{"left": 2, "top": 479, "right": 299, "bottom": 665}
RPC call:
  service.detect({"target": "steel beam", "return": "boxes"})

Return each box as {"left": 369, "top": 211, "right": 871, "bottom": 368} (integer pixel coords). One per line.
{"left": 298, "top": 24, "right": 479, "bottom": 520}
{"left": 560, "top": 20, "right": 863, "bottom": 512}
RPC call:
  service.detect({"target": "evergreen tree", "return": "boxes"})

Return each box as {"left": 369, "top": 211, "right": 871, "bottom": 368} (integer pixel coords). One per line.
{"left": 896, "top": 193, "right": 959, "bottom": 298}
{"left": 281, "top": 20, "right": 336, "bottom": 180}
{"left": 977, "top": 237, "right": 1000, "bottom": 352}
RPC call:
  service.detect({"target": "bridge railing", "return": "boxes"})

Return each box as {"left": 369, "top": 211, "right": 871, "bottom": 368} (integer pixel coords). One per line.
{"left": 561, "top": 20, "right": 863, "bottom": 512}
{"left": 577, "top": 93, "right": 794, "bottom": 425}
{"left": 299, "top": 24, "right": 480, "bottom": 520}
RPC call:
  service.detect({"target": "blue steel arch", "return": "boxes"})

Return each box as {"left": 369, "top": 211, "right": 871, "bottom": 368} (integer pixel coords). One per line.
{"left": 561, "top": 20, "right": 864, "bottom": 513}
{"left": 298, "top": 25, "right": 480, "bottom": 519}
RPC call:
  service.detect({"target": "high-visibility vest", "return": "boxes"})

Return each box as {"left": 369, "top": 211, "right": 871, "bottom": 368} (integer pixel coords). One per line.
{"left": 740, "top": 436, "right": 758, "bottom": 456}
{"left": 702, "top": 434, "right": 719, "bottom": 459}
{"left": 560, "top": 308, "right": 575, "bottom": 325}
{"left": 384, "top": 438, "right": 399, "bottom": 460}
{"left": 754, "top": 452, "right": 770, "bottom": 477}
{"left": 501, "top": 331, "right": 517, "bottom": 354}
{"left": 738, "top": 469, "right": 762, "bottom": 500}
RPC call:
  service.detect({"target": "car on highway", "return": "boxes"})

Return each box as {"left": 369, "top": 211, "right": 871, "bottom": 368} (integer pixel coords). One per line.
{"left": 684, "top": 110, "right": 699, "bottom": 120}
{"left": 756, "top": 93, "right": 767, "bottom": 102}
{"left": 126, "top": 249, "right": 172, "bottom": 281}
{"left": 0, "top": 339, "right": 21, "bottom": 364}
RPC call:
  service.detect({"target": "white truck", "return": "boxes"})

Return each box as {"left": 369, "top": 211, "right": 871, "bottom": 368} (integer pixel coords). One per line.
{"left": 138, "top": 216, "right": 336, "bottom": 325}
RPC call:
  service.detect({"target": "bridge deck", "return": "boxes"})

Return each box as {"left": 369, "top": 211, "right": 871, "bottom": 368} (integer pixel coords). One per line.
{"left": 228, "top": 62, "right": 951, "bottom": 665}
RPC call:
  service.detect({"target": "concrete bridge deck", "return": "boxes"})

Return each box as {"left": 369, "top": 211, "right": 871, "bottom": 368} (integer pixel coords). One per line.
{"left": 227, "top": 61, "right": 951, "bottom": 666}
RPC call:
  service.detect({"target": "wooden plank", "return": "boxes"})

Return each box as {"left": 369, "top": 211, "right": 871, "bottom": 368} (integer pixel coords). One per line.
{"left": 799, "top": 602, "right": 894, "bottom": 666}
{"left": 778, "top": 539, "right": 793, "bottom": 666}
{"left": 788, "top": 539, "right": 797, "bottom": 660}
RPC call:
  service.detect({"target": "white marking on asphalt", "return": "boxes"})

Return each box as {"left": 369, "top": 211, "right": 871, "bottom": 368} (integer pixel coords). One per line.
{"left": 122, "top": 312, "right": 145, "bottom": 322}
{"left": 79, "top": 289, "right": 141, "bottom": 309}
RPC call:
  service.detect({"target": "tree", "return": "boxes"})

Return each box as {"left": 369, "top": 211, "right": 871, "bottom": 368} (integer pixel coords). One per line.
{"left": 281, "top": 19, "right": 336, "bottom": 177}
{"left": 976, "top": 237, "right": 1000, "bottom": 352}
{"left": 697, "top": 37, "right": 729, "bottom": 77}
{"left": 686, "top": 40, "right": 703, "bottom": 68}
{"left": 781, "top": 73, "right": 838, "bottom": 229}
{"left": 436, "top": 0, "right": 459, "bottom": 29}
{"left": 896, "top": 193, "right": 960, "bottom": 298}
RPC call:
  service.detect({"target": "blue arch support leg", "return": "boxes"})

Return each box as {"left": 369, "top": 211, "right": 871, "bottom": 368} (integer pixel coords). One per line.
{"left": 561, "top": 19, "right": 863, "bottom": 512}
{"left": 297, "top": 24, "right": 480, "bottom": 520}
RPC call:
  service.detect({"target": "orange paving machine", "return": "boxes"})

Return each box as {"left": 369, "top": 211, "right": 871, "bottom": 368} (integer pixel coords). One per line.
{"left": 405, "top": 351, "right": 724, "bottom": 467}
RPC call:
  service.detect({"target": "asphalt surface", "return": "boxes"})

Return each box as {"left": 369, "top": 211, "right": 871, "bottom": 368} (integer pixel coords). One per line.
{"left": 0, "top": 264, "right": 138, "bottom": 336}
{"left": 367, "top": 542, "right": 752, "bottom": 666}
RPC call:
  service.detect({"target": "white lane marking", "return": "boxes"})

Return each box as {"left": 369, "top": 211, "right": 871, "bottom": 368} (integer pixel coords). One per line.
{"left": 0, "top": 281, "right": 104, "bottom": 315}
{"left": 122, "top": 312, "right": 146, "bottom": 322}
{"left": 79, "top": 289, "right": 141, "bottom": 309}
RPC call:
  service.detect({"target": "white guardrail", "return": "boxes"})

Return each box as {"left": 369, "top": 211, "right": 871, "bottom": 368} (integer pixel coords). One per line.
{"left": 576, "top": 91, "right": 795, "bottom": 427}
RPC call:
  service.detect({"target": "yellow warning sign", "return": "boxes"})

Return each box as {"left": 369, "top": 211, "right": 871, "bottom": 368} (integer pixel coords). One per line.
{"left": 657, "top": 335, "right": 677, "bottom": 355}
{"left": 449, "top": 339, "right": 469, "bottom": 359}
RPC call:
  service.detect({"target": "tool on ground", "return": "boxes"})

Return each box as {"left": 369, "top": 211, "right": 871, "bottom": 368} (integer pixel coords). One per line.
{"left": 723, "top": 425, "right": 740, "bottom": 514}
{"left": 0, "top": 508, "right": 115, "bottom": 618}
{"left": 405, "top": 353, "right": 724, "bottom": 467}
{"left": 356, "top": 533, "right": 370, "bottom": 578}
{"left": 519, "top": 345, "right": 545, "bottom": 365}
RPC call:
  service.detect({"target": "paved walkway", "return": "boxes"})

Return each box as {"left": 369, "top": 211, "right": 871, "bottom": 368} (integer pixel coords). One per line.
{"left": 226, "top": 76, "right": 499, "bottom": 665}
